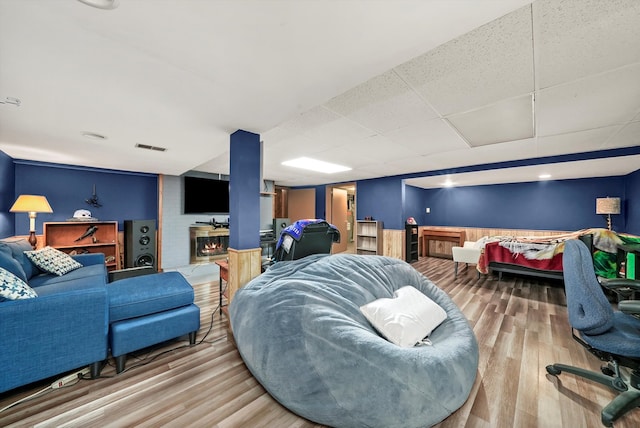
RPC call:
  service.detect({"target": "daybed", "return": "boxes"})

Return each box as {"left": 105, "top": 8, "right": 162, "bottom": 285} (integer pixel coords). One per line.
{"left": 230, "top": 253, "right": 479, "bottom": 428}
{"left": 0, "top": 239, "right": 109, "bottom": 393}
{"left": 476, "top": 228, "right": 640, "bottom": 281}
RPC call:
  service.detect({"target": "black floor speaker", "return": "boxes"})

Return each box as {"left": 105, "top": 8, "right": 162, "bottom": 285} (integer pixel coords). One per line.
{"left": 124, "top": 219, "right": 157, "bottom": 271}
{"left": 273, "top": 218, "right": 290, "bottom": 239}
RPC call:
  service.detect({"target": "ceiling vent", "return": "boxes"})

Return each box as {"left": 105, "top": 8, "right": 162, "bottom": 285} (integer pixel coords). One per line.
{"left": 136, "top": 143, "right": 167, "bottom": 152}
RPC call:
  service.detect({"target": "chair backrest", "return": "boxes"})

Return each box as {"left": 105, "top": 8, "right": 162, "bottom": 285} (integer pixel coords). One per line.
{"left": 563, "top": 239, "right": 614, "bottom": 335}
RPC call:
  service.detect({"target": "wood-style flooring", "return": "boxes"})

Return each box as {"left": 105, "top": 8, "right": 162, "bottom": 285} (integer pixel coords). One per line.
{"left": 1, "top": 256, "right": 639, "bottom": 427}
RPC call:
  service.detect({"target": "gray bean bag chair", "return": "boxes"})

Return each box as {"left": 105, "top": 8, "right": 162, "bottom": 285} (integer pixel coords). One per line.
{"left": 229, "top": 254, "right": 479, "bottom": 428}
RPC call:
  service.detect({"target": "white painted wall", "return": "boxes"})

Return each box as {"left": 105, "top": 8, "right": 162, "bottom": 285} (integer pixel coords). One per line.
{"left": 160, "top": 175, "right": 274, "bottom": 269}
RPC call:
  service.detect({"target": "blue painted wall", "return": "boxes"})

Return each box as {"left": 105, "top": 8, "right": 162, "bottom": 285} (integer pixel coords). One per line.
{"left": 357, "top": 177, "right": 404, "bottom": 229}
{"left": 404, "top": 184, "right": 424, "bottom": 226}
{"left": 421, "top": 176, "right": 626, "bottom": 231}
{"left": 625, "top": 169, "right": 640, "bottom": 235}
{"left": 0, "top": 150, "right": 15, "bottom": 238}
{"left": 12, "top": 160, "right": 158, "bottom": 235}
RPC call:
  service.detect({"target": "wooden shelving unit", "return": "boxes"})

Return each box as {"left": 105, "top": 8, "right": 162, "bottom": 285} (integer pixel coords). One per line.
{"left": 43, "top": 221, "right": 121, "bottom": 271}
{"left": 356, "top": 220, "right": 383, "bottom": 255}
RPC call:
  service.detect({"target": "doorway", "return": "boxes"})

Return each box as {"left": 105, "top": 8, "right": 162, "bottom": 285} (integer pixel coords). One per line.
{"left": 325, "top": 183, "right": 356, "bottom": 254}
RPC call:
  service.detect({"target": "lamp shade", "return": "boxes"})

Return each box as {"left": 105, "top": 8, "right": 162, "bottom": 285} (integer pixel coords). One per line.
{"left": 10, "top": 195, "right": 53, "bottom": 213}
{"left": 595, "top": 197, "right": 621, "bottom": 215}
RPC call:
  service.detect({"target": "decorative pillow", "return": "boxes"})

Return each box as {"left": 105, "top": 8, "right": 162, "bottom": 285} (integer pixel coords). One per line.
{"left": 25, "top": 246, "right": 83, "bottom": 276}
{"left": 0, "top": 239, "right": 39, "bottom": 280}
{"left": 0, "top": 245, "right": 28, "bottom": 282}
{"left": 0, "top": 267, "right": 38, "bottom": 302}
{"left": 360, "top": 285, "right": 447, "bottom": 347}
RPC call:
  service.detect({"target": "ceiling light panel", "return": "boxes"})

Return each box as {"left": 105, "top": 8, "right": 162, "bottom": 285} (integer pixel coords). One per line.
{"left": 445, "top": 94, "right": 534, "bottom": 146}
{"left": 281, "top": 157, "right": 351, "bottom": 174}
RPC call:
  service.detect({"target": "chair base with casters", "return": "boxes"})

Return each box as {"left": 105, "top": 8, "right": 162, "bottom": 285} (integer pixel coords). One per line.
{"left": 546, "top": 331, "right": 640, "bottom": 426}
{"left": 546, "top": 239, "right": 640, "bottom": 427}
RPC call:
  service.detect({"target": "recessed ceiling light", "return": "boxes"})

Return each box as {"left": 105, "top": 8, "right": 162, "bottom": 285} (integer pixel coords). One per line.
{"left": 282, "top": 157, "right": 351, "bottom": 174}
{"left": 81, "top": 132, "right": 107, "bottom": 141}
{"left": 539, "top": 173, "right": 552, "bottom": 180}
{"left": 77, "top": 0, "right": 119, "bottom": 10}
{"left": 443, "top": 179, "right": 455, "bottom": 187}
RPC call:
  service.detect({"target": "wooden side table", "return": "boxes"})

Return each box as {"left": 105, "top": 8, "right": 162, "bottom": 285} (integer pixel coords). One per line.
{"left": 215, "top": 260, "right": 229, "bottom": 313}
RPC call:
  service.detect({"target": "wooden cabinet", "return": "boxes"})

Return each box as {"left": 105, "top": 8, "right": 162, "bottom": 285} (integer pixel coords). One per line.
{"left": 421, "top": 228, "right": 466, "bottom": 259}
{"left": 356, "top": 220, "right": 383, "bottom": 255}
{"left": 405, "top": 224, "right": 419, "bottom": 263}
{"left": 43, "top": 221, "right": 121, "bottom": 271}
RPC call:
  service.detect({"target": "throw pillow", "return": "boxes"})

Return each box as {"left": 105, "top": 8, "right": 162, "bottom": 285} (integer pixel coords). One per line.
{"left": 360, "top": 285, "right": 447, "bottom": 347}
{"left": 25, "top": 246, "right": 83, "bottom": 276}
{"left": 0, "top": 245, "right": 28, "bottom": 282}
{"left": 0, "top": 239, "right": 40, "bottom": 280}
{"left": 0, "top": 266, "right": 38, "bottom": 302}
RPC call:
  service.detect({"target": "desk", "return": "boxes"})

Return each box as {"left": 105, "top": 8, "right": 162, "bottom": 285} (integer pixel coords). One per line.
{"left": 421, "top": 229, "right": 466, "bottom": 259}
{"left": 215, "top": 260, "right": 229, "bottom": 311}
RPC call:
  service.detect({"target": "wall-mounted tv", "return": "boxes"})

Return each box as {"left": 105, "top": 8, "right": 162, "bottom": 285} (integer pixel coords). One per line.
{"left": 183, "top": 176, "right": 230, "bottom": 214}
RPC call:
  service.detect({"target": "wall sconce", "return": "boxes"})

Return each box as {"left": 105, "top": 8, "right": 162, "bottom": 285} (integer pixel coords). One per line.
{"left": 595, "top": 197, "right": 620, "bottom": 231}
{"left": 10, "top": 195, "right": 54, "bottom": 249}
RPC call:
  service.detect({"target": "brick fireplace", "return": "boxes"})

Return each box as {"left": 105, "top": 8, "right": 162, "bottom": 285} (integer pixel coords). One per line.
{"left": 189, "top": 225, "right": 230, "bottom": 263}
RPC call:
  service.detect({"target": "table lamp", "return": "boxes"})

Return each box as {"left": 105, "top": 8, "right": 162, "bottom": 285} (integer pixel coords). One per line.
{"left": 10, "top": 195, "right": 53, "bottom": 249}
{"left": 595, "top": 197, "right": 620, "bottom": 231}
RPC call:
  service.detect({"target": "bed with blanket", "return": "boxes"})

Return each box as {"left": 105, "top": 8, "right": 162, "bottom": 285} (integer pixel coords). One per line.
{"left": 476, "top": 228, "right": 640, "bottom": 281}
{"left": 229, "top": 254, "right": 479, "bottom": 428}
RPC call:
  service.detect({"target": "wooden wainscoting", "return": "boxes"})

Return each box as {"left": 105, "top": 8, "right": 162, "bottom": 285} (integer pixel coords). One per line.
{"left": 382, "top": 229, "right": 404, "bottom": 259}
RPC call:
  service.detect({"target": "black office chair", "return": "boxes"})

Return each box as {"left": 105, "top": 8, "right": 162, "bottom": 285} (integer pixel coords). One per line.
{"left": 546, "top": 239, "right": 640, "bottom": 426}
{"left": 274, "top": 219, "right": 340, "bottom": 262}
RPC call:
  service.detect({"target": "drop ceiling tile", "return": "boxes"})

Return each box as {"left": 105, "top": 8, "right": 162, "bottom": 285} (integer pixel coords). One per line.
{"left": 421, "top": 136, "right": 539, "bottom": 170}
{"left": 605, "top": 120, "right": 640, "bottom": 149}
{"left": 300, "top": 116, "right": 374, "bottom": 148}
{"left": 535, "top": 126, "right": 622, "bottom": 157}
{"left": 537, "top": 63, "right": 640, "bottom": 137}
{"left": 395, "top": 5, "right": 534, "bottom": 116}
{"left": 533, "top": 0, "right": 640, "bottom": 89}
{"left": 383, "top": 118, "right": 469, "bottom": 155}
{"left": 446, "top": 94, "right": 534, "bottom": 146}
{"left": 324, "top": 70, "right": 438, "bottom": 133}
{"left": 278, "top": 106, "right": 343, "bottom": 134}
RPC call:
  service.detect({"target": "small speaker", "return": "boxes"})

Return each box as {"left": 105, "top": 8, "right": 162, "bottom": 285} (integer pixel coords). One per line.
{"left": 273, "top": 218, "right": 290, "bottom": 238}
{"left": 125, "top": 219, "right": 157, "bottom": 271}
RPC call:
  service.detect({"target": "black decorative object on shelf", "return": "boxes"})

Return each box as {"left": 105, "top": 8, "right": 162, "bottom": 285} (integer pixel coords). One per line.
{"left": 75, "top": 225, "right": 98, "bottom": 242}
{"left": 85, "top": 184, "right": 102, "bottom": 208}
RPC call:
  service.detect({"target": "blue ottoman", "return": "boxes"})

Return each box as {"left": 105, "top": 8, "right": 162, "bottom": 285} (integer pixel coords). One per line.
{"left": 108, "top": 271, "right": 200, "bottom": 373}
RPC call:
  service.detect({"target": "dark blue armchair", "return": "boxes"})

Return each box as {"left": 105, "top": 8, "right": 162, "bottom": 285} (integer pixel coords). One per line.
{"left": 546, "top": 239, "right": 640, "bottom": 426}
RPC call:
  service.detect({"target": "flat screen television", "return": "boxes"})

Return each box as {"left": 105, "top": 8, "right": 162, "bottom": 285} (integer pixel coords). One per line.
{"left": 183, "top": 176, "right": 230, "bottom": 214}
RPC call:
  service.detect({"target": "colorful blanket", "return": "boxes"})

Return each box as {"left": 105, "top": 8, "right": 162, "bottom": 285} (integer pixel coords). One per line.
{"left": 476, "top": 228, "right": 640, "bottom": 278}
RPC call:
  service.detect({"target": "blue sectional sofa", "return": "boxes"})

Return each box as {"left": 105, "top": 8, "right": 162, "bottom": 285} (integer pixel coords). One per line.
{"left": 0, "top": 239, "right": 109, "bottom": 393}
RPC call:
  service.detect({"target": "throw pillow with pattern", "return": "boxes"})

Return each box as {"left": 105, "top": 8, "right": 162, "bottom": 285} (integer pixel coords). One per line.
{"left": 0, "top": 266, "right": 38, "bottom": 302}
{"left": 25, "top": 246, "right": 83, "bottom": 276}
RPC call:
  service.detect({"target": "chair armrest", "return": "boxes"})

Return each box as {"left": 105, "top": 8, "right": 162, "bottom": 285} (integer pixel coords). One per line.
{"left": 599, "top": 278, "right": 640, "bottom": 300}
{"left": 619, "top": 300, "right": 640, "bottom": 318}
{"left": 599, "top": 278, "right": 640, "bottom": 291}
{"left": 452, "top": 247, "right": 481, "bottom": 264}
